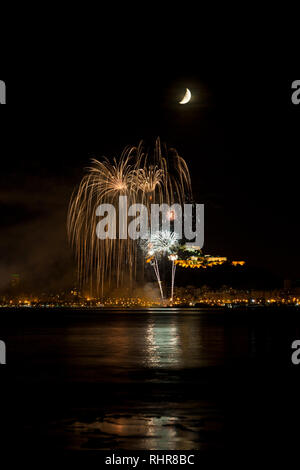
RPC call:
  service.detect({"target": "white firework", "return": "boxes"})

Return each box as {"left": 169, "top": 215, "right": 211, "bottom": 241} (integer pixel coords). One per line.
{"left": 150, "top": 230, "right": 180, "bottom": 256}
{"left": 140, "top": 231, "right": 180, "bottom": 302}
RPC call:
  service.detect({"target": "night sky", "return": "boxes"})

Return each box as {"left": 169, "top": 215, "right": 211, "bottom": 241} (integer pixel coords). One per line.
{"left": 0, "top": 73, "right": 299, "bottom": 292}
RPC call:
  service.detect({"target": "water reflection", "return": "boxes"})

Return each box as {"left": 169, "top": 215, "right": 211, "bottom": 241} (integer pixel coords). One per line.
{"left": 5, "top": 307, "right": 300, "bottom": 452}
{"left": 65, "top": 413, "right": 219, "bottom": 450}
{"left": 64, "top": 311, "right": 225, "bottom": 380}
{"left": 144, "top": 319, "right": 179, "bottom": 368}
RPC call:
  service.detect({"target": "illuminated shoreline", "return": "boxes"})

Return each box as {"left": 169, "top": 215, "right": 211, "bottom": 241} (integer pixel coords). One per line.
{"left": 1, "top": 298, "right": 299, "bottom": 309}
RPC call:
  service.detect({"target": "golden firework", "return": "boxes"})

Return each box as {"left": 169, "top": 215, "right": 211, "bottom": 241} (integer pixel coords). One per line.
{"left": 67, "top": 138, "right": 192, "bottom": 296}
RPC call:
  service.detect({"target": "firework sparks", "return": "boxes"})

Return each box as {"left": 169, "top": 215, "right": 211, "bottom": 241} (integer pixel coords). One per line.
{"left": 67, "top": 138, "right": 192, "bottom": 296}
{"left": 150, "top": 230, "right": 180, "bottom": 256}
{"left": 140, "top": 231, "right": 179, "bottom": 301}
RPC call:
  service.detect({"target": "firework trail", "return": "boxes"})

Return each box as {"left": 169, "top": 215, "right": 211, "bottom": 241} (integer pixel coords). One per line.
{"left": 141, "top": 231, "right": 179, "bottom": 300}
{"left": 169, "top": 254, "right": 178, "bottom": 303}
{"left": 67, "top": 138, "right": 192, "bottom": 296}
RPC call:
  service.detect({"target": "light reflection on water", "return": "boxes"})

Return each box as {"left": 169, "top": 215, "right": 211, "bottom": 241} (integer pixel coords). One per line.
{"left": 63, "top": 311, "right": 225, "bottom": 379}
{"left": 5, "top": 307, "right": 300, "bottom": 452}
{"left": 12, "top": 309, "right": 230, "bottom": 450}
{"left": 67, "top": 415, "right": 184, "bottom": 450}
{"left": 144, "top": 320, "right": 179, "bottom": 368}
{"left": 63, "top": 411, "right": 223, "bottom": 450}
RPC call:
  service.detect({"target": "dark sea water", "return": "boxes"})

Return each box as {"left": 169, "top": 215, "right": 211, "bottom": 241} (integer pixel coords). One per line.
{"left": 1, "top": 307, "right": 300, "bottom": 459}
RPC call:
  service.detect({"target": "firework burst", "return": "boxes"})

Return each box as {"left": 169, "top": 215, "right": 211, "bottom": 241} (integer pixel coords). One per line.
{"left": 150, "top": 230, "right": 180, "bottom": 256}
{"left": 67, "top": 138, "right": 192, "bottom": 296}
{"left": 140, "top": 230, "right": 179, "bottom": 301}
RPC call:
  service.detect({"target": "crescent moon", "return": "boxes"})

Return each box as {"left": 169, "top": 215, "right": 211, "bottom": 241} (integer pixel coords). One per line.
{"left": 179, "top": 88, "right": 191, "bottom": 104}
